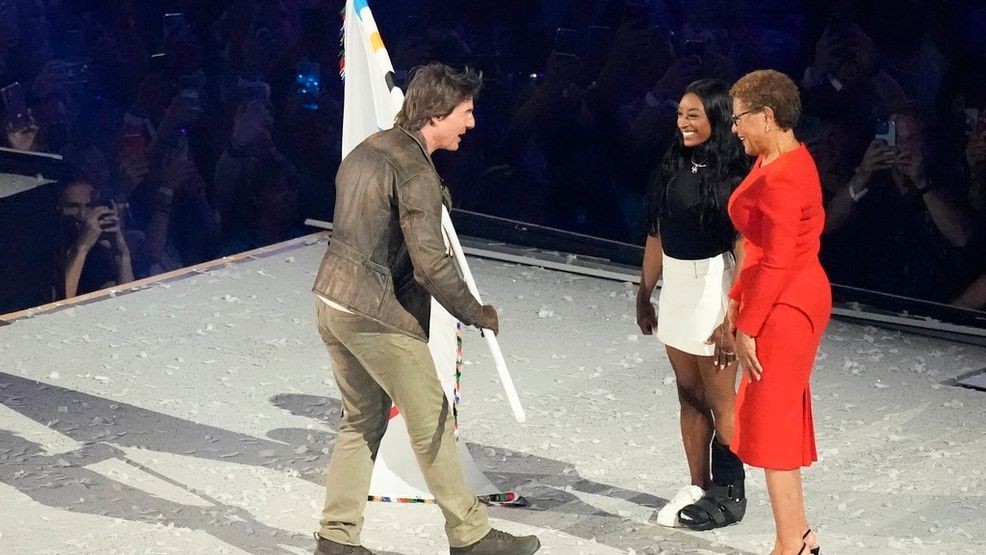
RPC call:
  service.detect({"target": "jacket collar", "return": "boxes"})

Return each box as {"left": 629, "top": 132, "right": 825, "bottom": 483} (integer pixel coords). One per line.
{"left": 396, "top": 125, "right": 436, "bottom": 169}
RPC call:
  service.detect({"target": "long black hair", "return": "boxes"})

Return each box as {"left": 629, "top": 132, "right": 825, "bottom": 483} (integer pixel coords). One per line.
{"left": 647, "top": 79, "right": 749, "bottom": 240}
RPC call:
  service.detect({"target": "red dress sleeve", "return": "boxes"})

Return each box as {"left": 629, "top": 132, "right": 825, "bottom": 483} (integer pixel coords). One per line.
{"left": 734, "top": 173, "right": 803, "bottom": 337}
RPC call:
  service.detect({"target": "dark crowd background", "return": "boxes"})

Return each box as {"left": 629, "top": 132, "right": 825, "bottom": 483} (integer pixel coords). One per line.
{"left": 1, "top": 0, "right": 985, "bottom": 312}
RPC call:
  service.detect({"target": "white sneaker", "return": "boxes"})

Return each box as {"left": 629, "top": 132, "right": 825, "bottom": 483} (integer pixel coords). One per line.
{"left": 656, "top": 485, "right": 704, "bottom": 527}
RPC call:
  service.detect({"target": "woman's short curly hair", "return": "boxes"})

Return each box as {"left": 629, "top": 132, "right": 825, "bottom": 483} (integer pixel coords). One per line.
{"left": 730, "top": 70, "right": 802, "bottom": 130}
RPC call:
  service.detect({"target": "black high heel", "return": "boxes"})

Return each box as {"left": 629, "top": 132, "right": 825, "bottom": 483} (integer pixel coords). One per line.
{"left": 797, "top": 529, "right": 820, "bottom": 555}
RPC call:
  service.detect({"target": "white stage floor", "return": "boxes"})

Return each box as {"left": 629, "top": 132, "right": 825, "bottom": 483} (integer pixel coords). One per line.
{"left": 2, "top": 236, "right": 985, "bottom": 554}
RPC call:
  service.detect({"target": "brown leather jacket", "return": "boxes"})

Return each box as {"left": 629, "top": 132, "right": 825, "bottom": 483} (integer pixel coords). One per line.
{"left": 312, "top": 126, "right": 491, "bottom": 341}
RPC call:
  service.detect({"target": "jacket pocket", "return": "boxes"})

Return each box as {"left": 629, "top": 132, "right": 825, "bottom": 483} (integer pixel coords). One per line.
{"left": 352, "top": 257, "right": 391, "bottom": 314}
{"left": 317, "top": 240, "right": 392, "bottom": 315}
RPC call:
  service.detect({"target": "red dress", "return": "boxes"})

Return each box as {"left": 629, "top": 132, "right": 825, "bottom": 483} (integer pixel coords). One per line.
{"left": 727, "top": 144, "right": 832, "bottom": 470}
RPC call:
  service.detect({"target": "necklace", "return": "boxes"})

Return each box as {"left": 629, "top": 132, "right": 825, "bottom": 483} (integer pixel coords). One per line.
{"left": 690, "top": 157, "right": 708, "bottom": 174}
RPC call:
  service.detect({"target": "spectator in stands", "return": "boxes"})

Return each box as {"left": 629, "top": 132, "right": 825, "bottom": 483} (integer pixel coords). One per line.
{"left": 941, "top": 58, "right": 986, "bottom": 309}
{"left": 115, "top": 84, "right": 219, "bottom": 277}
{"left": 213, "top": 98, "right": 280, "bottom": 232}
{"left": 220, "top": 157, "right": 306, "bottom": 255}
{"left": 800, "top": 19, "right": 906, "bottom": 138}
{"left": 136, "top": 147, "right": 219, "bottom": 276}
{"left": 856, "top": 2, "right": 947, "bottom": 115}
{"left": 57, "top": 178, "right": 133, "bottom": 298}
{"left": 820, "top": 105, "right": 975, "bottom": 302}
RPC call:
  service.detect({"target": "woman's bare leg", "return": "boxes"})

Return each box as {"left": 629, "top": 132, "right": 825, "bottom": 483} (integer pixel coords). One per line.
{"left": 764, "top": 468, "right": 811, "bottom": 555}
{"left": 666, "top": 346, "right": 713, "bottom": 487}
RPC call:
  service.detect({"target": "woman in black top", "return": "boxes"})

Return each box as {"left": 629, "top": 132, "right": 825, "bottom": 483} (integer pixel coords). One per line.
{"left": 635, "top": 79, "right": 750, "bottom": 530}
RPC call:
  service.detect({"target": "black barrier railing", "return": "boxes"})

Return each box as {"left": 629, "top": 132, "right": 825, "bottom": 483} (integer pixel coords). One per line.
{"left": 450, "top": 208, "right": 986, "bottom": 334}
{"left": 451, "top": 208, "right": 644, "bottom": 267}
{"left": 831, "top": 285, "right": 986, "bottom": 330}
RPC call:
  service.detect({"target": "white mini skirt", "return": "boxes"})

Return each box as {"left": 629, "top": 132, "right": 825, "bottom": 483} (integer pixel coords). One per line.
{"left": 656, "top": 251, "right": 734, "bottom": 356}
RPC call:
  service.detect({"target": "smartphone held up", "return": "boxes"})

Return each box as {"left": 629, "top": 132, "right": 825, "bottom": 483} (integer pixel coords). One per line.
{"left": 2, "top": 81, "right": 32, "bottom": 131}
{"left": 874, "top": 118, "right": 897, "bottom": 147}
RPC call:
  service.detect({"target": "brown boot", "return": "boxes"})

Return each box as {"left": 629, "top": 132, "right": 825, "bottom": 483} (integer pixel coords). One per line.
{"left": 450, "top": 528, "right": 541, "bottom": 554}
{"left": 313, "top": 533, "right": 376, "bottom": 555}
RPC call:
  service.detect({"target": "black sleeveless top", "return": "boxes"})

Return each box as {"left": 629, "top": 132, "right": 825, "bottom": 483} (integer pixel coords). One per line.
{"left": 655, "top": 168, "right": 734, "bottom": 260}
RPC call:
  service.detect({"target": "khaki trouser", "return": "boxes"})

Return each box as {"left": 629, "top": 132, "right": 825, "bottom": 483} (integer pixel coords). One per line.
{"left": 314, "top": 301, "right": 490, "bottom": 547}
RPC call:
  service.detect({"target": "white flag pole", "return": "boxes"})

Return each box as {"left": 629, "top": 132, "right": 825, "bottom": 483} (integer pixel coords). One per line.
{"left": 441, "top": 206, "right": 526, "bottom": 423}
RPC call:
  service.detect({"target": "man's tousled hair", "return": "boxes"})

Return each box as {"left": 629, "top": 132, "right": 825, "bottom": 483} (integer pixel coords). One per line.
{"left": 394, "top": 63, "right": 482, "bottom": 131}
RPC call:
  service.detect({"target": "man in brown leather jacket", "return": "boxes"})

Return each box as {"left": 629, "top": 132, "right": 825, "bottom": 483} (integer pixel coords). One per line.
{"left": 312, "top": 63, "right": 540, "bottom": 555}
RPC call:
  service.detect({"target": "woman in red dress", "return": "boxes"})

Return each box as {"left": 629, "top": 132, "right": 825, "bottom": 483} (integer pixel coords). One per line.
{"left": 725, "top": 70, "right": 831, "bottom": 555}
